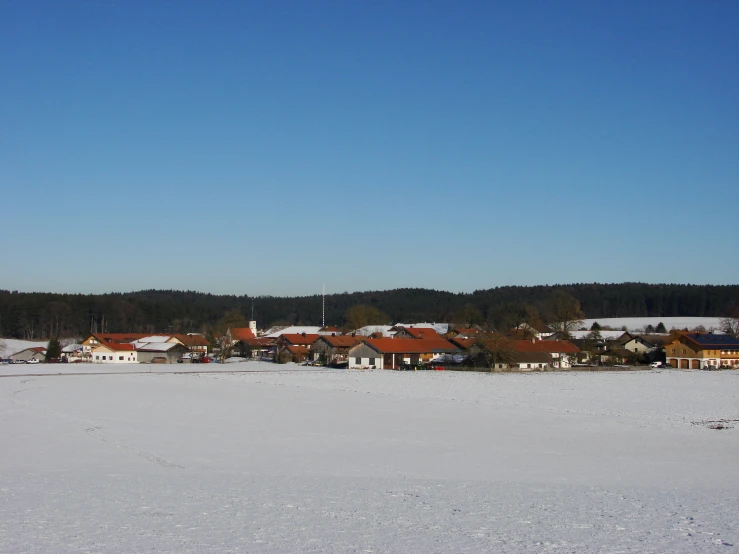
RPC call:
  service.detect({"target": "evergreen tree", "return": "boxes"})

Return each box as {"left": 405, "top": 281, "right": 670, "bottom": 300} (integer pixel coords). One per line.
{"left": 655, "top": 322, "right": 667, "bottom": 333}
{"left": 46, "top": 337, "right": 62, "bottom": 360}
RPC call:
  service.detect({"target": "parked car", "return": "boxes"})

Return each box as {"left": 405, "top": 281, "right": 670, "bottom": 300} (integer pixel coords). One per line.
{"left": 27, "top": 359, "right": 40, "bottom": 364}
{"left": 658, "top": 363, "right": 673, "bottom": 369}
{"left": 649, "top": 362, "right": 662, "bottom": 368}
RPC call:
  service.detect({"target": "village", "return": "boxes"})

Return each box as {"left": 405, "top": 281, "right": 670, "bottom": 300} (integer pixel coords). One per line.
{"left": 4, "top": 319, "right": 739, "bottom": 372}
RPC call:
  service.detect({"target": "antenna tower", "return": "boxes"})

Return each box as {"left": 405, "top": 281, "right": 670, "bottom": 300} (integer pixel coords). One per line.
{"left": 322, "top": 283, "right": 325, "bottom": 327}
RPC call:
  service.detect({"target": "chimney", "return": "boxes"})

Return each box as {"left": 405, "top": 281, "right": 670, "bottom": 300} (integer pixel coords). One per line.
{"left": 531, "top": 337, "right": 535, "bottom": 343}
{"left": 302, "top": 332, "right": 306, "bottom": 337}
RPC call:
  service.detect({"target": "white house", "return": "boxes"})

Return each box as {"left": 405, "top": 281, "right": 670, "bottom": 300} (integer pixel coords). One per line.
{"left": 91, "top": 343, "right": 138, "bottom": 363}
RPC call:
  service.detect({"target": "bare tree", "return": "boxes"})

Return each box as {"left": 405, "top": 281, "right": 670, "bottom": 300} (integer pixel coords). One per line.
{"left": 546, "top": 291, "right": 584, "bottom": 338}
{"left": 471, "top": 332, "right": 515, "bottom": 370}
{"left": 721, "top": 308, "right": 739, "bottom": 338}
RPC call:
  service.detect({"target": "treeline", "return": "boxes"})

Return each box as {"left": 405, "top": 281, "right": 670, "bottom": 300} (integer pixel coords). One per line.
{"left": 0, "top": 283, "right": 737, "bottom": 340}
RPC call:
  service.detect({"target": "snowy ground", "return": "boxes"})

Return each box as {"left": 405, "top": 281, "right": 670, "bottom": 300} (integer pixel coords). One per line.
{"left": 580, "top": 317, "right": 726, "bottom": 332}
{"left": 0, "top": 338, "right": 48, "bottom": 358}
{"left": 1, "top": 368, "right": 738, "bottom": 553}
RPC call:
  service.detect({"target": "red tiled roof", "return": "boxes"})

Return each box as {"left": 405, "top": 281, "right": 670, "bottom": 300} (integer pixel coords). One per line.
{"left": 31, "top": 346, "right": 47, "bottom": 353}
{"left": 404, "top": 327, "right": 442, "bottom": 339}
{"left": 453, "top": 328, "right": 480, "bottom": 336}
{"left": 280, "top": 333, "right": 320, "bottom": 345}
{"left": 362, "top": 338, "right": 460, "bottom": 354}
{"left": 450, "top": 337, "right": 477, "bottom": 349}
{"left": 230, "top": 327, "right": 255, "bottom": 341}
{"left": 173, "top": 334, "right": 211, "bottom": 347}
{"left": 511, "top": 339, "right": 580, "bottom": 354}
{"left": 284, "top": 344, "right": 310, "bottom": 355}
{"left": 94, "top": 343, "right": 136, "bottom": 352}
{"left": 318, "top": 335, "right": 364, "bottom": 348}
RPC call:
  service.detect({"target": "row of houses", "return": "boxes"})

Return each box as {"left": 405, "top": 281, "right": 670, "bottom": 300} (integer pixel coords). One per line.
{"left": 7, "top": 319, "right": 739, "bottom": 370}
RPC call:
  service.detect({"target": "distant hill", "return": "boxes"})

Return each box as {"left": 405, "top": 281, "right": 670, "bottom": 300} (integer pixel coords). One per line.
{"left": 0, "top": 283, "right": 737, "bottom": 340}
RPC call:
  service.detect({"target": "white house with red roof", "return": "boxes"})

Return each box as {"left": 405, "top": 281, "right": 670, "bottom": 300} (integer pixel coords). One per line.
{"left": 91, "top": 343, "right": 138, "bottom": 363}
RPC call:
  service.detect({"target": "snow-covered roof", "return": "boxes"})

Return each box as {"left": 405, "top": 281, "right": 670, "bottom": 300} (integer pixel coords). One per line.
{"left": 353, "top": 325, "right": 396, "bottom": 337}
{"left": 136, "top": 342, "right": 182, "bottom": 353}
{"left": 394, "top": 323, "right": 449, "bottom": 335}
{"left": 265, "top": 326, "right": 326, "bottom": 338}
{"left": 62, "top": 343, "right": 82, "bottom": 353}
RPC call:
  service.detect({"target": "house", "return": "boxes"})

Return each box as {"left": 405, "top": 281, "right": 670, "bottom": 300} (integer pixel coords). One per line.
{"left": 275, "top": 333, "right": 321, "bottom": 363}
{"left": 277, "top": 344, "right": 311, "bottom": 363}
{"left": 91, "top": 343, "right": 137, "bottom": 363}
{"left": 228, "top": 327, "right": 256, "bottom": 343}
{"left": 513, "top": 322, "right": 554, "bottom": 340}
{"left": 234, "top": 337, "right": 275, "bottom": 359}
{"left": 81, "top": 333, "right": 150, "bottom": 361}
{"left": 311, "top": 335, "right": 364, "bottom": 365}
{"left": 9, "top": 346, "right": 47, "bottom": 363}
{"left": 169, "top": 333, "right": 211, "bottom": 357}
{"left": 509, "top": 351, "right": 553, "bottom": 371}
{"left": 510, "top": 339, "right": 580, "bottom": 369}
{"left": 347, "top": 338, "right": 460, "bottom": 369}
{"left": 665, "top": 333, "right": 739, "bottom": 369}
{"left": 61, "top": 343, "right": 83, "bottom": 362}
{"left": 136, "top": 342, "right": 189, "bottom": 364}
{"left": 392, "top": 326, "right": 442, "bottom": 340}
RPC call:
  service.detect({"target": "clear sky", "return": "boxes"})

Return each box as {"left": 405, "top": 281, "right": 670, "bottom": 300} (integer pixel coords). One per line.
{"left": 1, "top": 0, "right": 737, "bottom": 296}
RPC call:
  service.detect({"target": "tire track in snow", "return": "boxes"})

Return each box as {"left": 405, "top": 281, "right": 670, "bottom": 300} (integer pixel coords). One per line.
{"left": 7, "top": 383, "right": 185, "bottom": 470}
{"left": 85, "top": 426, "right": 186, "bottom": 470}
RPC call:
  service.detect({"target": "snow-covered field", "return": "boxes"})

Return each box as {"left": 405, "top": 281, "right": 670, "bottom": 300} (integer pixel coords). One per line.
{"left": 580, "top": 317, "right": 726, "bottom": 332}
{"left": 1, "top": 367, "right": 738, "bottom": 553}
{"left": 0, "top": 338, "right": 48, "bottom": 358}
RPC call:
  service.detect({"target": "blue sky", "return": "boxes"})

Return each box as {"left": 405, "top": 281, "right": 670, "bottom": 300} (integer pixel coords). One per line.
{"left": 1, "top": 0, "right": 737, "bottom": 296}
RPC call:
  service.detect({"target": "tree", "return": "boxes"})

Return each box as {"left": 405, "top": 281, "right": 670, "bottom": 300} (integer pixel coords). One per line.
{"left": 455, "top": 303, "right": 484, "bottom": 327}
{"left": 469, "top": 332, "right": 514, "bottom": 370}
{"left": 655, "top": 322, "right": 667, "bottom": 334}
{"left": 645, "top": 324, "right": 655, "bottom": 333}
{"left": 720, "top": 308, "right": 739, "bottom": 338}
{"left": 345, "top": 305, "right": 388, "bottom": 331}
{"left": 590, "top": 321, "right": 601, "bottom": 331}
{"left": 215, "top": 333, "right": 233, "bottom": 364}
{"left": 545, "top": 291, "right": 584, "bottom": 338}
{"left": 46, "top": 337, "right": 62, "bottom": 360}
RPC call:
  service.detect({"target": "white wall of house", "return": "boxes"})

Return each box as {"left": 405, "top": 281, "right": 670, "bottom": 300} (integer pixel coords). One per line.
{"left": 348, "top": 355, "right": 383, "bottom": 369}
{"left": 91, "top": 347, "right": 137, "bottom": 363}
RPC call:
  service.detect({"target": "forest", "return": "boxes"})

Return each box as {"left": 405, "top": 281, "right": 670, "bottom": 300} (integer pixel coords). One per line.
{"left": 0, "top": 283, "right": 737, "bottom": 340}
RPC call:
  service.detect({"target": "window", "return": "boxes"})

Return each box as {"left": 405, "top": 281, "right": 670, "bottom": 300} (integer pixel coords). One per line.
{"left": 95, "top": 355, "right": 99, "bottom": 360}
{"left": 102, "top": 356, "right": 106, "bottom": 360}
{"left": 369, "top": 358, "right": 375, "bottom": 365}
{"left": 119, "top": 356, "right": 124, "bottom": 360}
{"left": 355, "top": 357, "right": 361, "bottom": 365}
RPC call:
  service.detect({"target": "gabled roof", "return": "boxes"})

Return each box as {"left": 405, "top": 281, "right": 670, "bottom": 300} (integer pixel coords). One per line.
{"left": 317, "top": 335, "right": 364, "bottom": 348}
{"left": 449, "top": 337, "right": 477, "bottom": 350}
{"left": 265, "top": 326, "right": 324, "bottom": 338}
{"left": 137, "top": 342, "right": 185, "bottom": 353}
{"left": 173, "top": 334, "right": 211, "bottom": 347}
{"left": 360, "top": 338, "right": 460, "bottom": 354}
{"left": 93, "top": 343, "right": 136, "bottom": 352}
{"left": 401, "top": 327, "right": 442, "bottom": 340}
{"left": 229, "top": 328, "right": 255, "bottom": 341}
{"left": 280, "top": 333, "right": 321, "bottom": 345}
{"left": 236, "top": 337, "right": 275, "bottom": 347}
{"left": 511, "top": 339, "right": 580, "bottom": 354}
{"left": 283, "top": 344, "right": 310, "bottom": 356}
